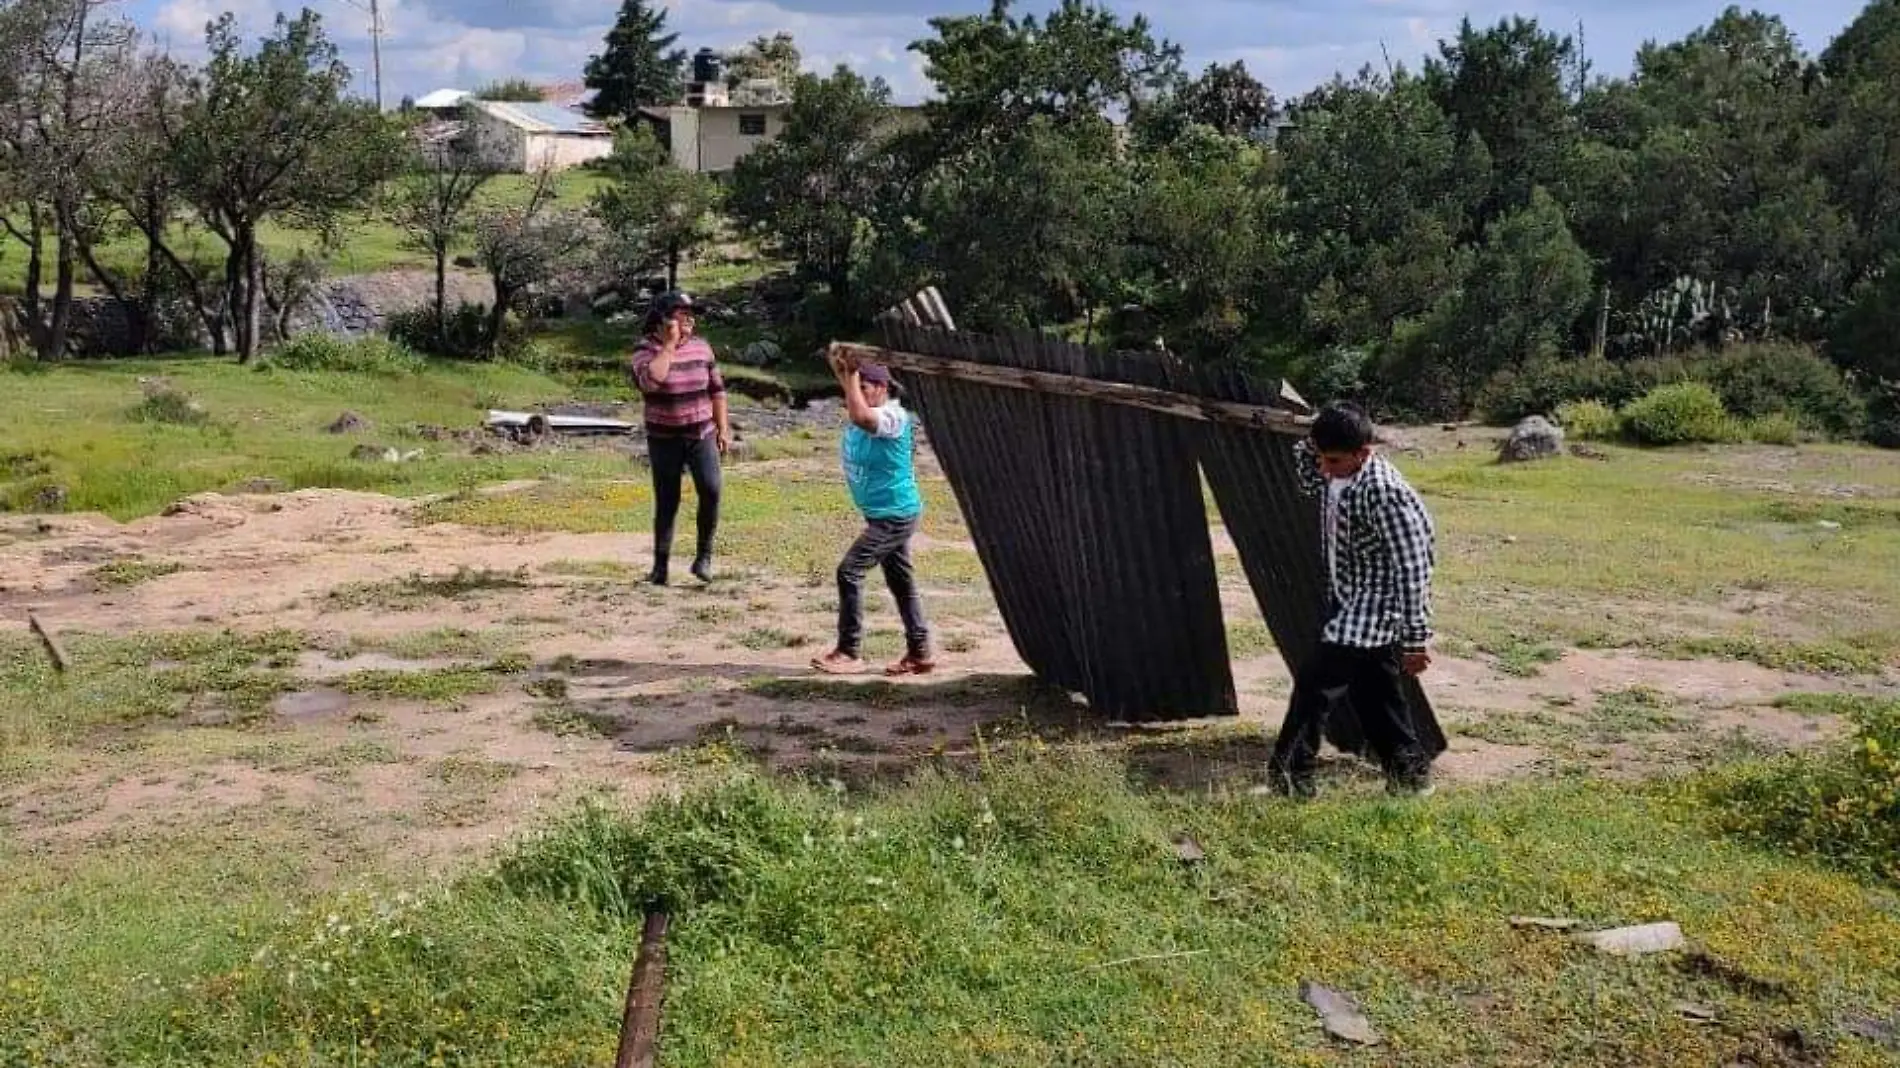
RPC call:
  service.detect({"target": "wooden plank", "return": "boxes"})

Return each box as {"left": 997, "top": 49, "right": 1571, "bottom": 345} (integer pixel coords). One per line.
{"left": 614, "top": 912, "right": 670, "bottom": 1068}
{"left": 27, "top": 611, "right": 69, "bottom": 673}
{"left": 829, "top": 341, "right": 1311, "bottom": 436}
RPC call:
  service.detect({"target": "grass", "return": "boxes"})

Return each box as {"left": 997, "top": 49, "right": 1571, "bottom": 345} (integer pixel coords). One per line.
{"left": 8, "top": 753, "right": 1900, "bottom": 1065}
{"left": 89, "top": 556, "right": 185, "bottom": 588}
{"left": 326, "top": 567, "right": 533, "bottom": 611}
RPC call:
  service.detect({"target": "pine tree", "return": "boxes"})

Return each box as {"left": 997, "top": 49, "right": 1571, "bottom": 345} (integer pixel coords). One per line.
{"left": 584, "top": 0, "right": 686, "bottom": 119}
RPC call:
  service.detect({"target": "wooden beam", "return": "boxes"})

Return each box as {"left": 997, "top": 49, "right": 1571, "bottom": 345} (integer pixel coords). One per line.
{"left": 829, "top": 342, "right": 1312, "bottom": 435}
{"left": 614, "top": 911, "right": 670, "bottom": 1068}
{"left": 27, "top": 611, "right": 69, "bottom": 673}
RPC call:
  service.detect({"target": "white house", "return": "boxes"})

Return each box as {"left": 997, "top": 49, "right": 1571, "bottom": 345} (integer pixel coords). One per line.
{"left": 465, "top": 99, "right": 615, "bottom": 172}
{"left": 636, "top": 103, "right": 792, "bottom": 175}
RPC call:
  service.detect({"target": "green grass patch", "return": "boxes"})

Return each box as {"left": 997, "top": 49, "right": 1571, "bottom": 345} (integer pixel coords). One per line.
{"left": 531, "top": 702, "right": 622, "bottom": 739}
{"left": 332, "top": 663, "right": 514, "bottom": 703}
{"left": 89, "top": 556, "right": 186, "bottom": 588}
{"left": 735, "top": 626, "right": 810, "bottom": 651}
{"left": 326, "top": 567, "right": 533, "bottom": 611}
{"left": 12, "top": 756, "right": 1900, "bottom": 1064}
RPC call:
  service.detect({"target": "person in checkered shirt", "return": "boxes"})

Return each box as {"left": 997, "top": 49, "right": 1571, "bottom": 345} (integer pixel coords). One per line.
{"left": 1266, "top": 402, "right": 1438, "bottom": 799}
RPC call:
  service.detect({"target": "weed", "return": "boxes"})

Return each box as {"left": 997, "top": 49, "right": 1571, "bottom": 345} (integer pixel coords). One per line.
{"left": 327, "top": 567, "right": 532, "bottom": 610}
{"left": 1481, "top": 634, "right": 1563, "bottom": 677}
{"left": 531, "top": 702, "right": 620, "bottom": 738}
{"left": 736, "top": 627, "right": 809, "bottom": 651}
{"left": 89, "top": 557, "right": 184, "bottom": 588}
{"left": 1587, "top": 687, "right": 1693, "bottom": 740}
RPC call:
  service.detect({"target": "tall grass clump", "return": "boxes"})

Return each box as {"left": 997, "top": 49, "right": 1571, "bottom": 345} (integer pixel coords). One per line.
{"left": 262, "top": 334, "right": 425, "bottom": 375}
{"left": 1704, "top": 697, "right": 1900, "bottom": 883}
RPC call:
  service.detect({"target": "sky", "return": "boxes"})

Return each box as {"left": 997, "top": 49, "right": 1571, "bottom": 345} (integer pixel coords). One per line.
{"left": 121, "top": 0, "right": 1870, "bottom": 107}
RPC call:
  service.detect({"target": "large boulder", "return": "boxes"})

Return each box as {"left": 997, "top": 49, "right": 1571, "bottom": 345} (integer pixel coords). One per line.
{"left": 1499, "top": 415, "right": 1566, "bottom": 463}
{"left": 735, "top": 339, "right": 783, "bottom": 367}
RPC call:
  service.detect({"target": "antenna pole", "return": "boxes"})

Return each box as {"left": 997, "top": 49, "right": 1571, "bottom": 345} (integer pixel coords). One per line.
{"left": 369, "top": 0, "right": 383, "bottom": 108}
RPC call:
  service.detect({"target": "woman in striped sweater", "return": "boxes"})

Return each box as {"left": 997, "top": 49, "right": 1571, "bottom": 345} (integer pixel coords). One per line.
{"left": 630, "top": 291, "right": 730, "bottom": 585}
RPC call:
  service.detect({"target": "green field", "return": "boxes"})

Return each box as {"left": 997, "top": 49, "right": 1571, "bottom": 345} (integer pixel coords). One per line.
{"left": 2, "top": 356, "right": 1899, "bottom": 1066}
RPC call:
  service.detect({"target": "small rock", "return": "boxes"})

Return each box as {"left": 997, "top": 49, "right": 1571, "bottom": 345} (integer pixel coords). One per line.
{"left": 1301, "top": 981, "right": 1381, "bottom": 1046}
{"left": 1818, "top": 520, "right": 1842, "bottom": 531}
{"left": 30, "top": 485, "right": 68, "bottom": 512}
{"left": 326, "top": 411, "right": 369, "bottom": 434}
{"left": 1499, "top": 415, "right": 1566, "bottom": 463}
{"left": 1675, "top": 1001, "right": 1718, "bottom": 1023}
{"left": 1576, "top": 921, "right": 1685, "bottom": 956}
{"left": 349, "top": 444, "right": 386, "bottom": 462}
{"left": 1171, "top": 833, "right": 1206, "bottom": 865}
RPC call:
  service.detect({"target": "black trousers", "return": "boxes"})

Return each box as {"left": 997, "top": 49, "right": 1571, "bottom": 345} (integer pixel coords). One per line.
{"left": 648, "top": 433, "right": 721, "bottom": 564}
{"left": 836, "top": 516, "right": 930, "bottom": 659}
{"left": 1269, "top": 642, "right": 1429, "bottom": 784}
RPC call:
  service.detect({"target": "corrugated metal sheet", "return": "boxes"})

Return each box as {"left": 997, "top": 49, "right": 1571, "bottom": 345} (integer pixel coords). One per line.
{"left": 881, "top": 321, "right": 1237, "bottom": 722}
{"left": 873, "top": 307, "right": 1443, "bottom": 753}
{"left": 473, "top": 100, "right": 610, "bottom": 136}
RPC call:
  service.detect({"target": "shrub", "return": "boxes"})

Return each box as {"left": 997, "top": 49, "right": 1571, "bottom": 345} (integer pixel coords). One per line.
{"left": 1553, "top": 399, "right": 1620, "bottom": 440}
{"left": 1742, "top": 412, "right": 1802, "bottom": 446}
{"left": 1705, "top": 698, "right": 1900, "bottom": 882}
{"left": 1619, "top": 382, "right": 1737, "bottom": 445}
{"left": 1699, "top": 343, "right": 1864, "bottom": 436}
{"left": 127, "top": 390, "right": 209, "bottom": 426}
{"left": 1864, "top": 385, "right": 1900, "bottom": 450}
{"left": 264, "top": 333, "right": 424, "bottom": 375}
{"left": 1476, "top": 358, "right": 1639, "bottom": 423}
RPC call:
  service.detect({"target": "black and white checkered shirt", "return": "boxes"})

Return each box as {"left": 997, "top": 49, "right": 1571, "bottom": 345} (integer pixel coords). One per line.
{"left": 1294, "top": 439, "right": 1437, "bottom": 651}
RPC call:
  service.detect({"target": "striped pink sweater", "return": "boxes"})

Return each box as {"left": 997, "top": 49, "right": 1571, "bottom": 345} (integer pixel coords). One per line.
{"left": 631, "top": 336, "right": 725, "bottom": 439}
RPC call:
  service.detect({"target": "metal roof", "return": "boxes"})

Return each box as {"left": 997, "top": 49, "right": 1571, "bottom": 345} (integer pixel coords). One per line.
{"left": 414, "top": 88, "right": 470, "bottom": 109}
{"left": 472, "top": 99, "right": 610, "bottom": 136}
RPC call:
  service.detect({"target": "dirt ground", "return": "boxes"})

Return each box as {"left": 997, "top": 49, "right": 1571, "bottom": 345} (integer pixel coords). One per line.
{"left": 1, "top": 447, "right": 1889, "bottom": 875}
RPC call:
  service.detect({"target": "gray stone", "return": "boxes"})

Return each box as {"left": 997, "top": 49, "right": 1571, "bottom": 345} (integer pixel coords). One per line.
{"left": 30, "top": 485, "right": 68, "bottom": 512}
{"left": 1301, "top": 982, "right": 1380, "bottom": 1046}
{"left": 326, "top": 411, "right": 369, "bottom": 434}
{"left": 349, "top": 444, "right": 388, "bottom": 462}
{"left": 1576, "top": 922, "right": 1685, "bottom": 956}
{"left": 735, "top": 339, "right": 783, "bottom": 367}
{"left": 1499, "top": 415, "right": 1566, "bottom": 463}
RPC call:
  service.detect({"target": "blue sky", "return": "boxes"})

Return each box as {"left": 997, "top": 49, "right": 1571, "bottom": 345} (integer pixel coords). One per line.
{"left": 122, "top": 0, "right": 1869, "bottom": 106}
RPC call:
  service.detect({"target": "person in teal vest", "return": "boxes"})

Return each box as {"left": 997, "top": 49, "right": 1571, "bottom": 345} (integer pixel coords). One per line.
{"left": 812, "top": 354, "right": 935, "bottom": 676}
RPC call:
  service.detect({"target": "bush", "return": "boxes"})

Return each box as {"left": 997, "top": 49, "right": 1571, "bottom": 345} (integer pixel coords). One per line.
{"left": 1863, "top": 385, "right": 1900, "bottom": 450}
{"left": 1706, "top": 698, "right": 1900, "bottom": 882}
{"left": 1619, "top": 382, "right": 1738, "bottom": 445}
{"left": 127, "top": 390, "right": 209, "bottom": 426}
{"left": 1476, "top": 358, "right": 1640, "bottom": 423}
{"left": 1553, "top": 399, "right": 1620, "bottom": 440}
{"left": 1699, "top": 343, "right": 1864, "bottom": 436}
{"left": 1742, "top": 412, "right": 1802, "bottom": 446}
{"left": 264, "top": 333, "right": 425, "bottom": 375}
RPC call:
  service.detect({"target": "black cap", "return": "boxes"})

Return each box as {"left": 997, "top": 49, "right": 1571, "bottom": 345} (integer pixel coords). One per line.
{"left": 654, "top": 290, "right": 694, "bottom": 315}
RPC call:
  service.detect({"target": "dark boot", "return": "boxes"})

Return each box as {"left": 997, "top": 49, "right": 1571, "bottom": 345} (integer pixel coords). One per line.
{"left": 648, "top": 554, "right": 669, "bottom": 586}
{"left": 690, "top": 553, "right": 713, "bottom": 583}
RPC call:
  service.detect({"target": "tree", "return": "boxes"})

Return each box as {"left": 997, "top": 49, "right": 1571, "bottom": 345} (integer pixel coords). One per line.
{"left": 728, "top": 67, "right": 893, "bottom": 325}
{"left": 584, "top": 0, "right": 684, "bottom": 120}
{"left": 473, "top": 78, "right": 545, "bottom": 102}
{"left": 1178, "top": 61, "right": 1275, "bottom": 138}
{"left": 169, "top": 10, "right": 406, "bottom": 361}
{"left": 388, "top": 132, "right": 496, "bottom": 346}
{"left": 726, "top": 32, "right": 800, "bottom": 89}
{"left": 591, "top": 124, "right": 718, "bottom": 291}
{"left": 471, "top": 167, "right": 599, "bottom": 353}
{"left": 1425, "top": 17, "right": 1577, "bottom": 222}
{"left": 1816, "top": 0, "right": 1900, "bottom": 283}
{"left": 0, "top": 0, "right": 139, "bottom": 360}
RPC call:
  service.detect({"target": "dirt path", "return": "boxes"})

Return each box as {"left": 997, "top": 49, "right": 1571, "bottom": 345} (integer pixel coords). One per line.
{"left": 1, "top": 482, "right": 1886, "bottom": 873}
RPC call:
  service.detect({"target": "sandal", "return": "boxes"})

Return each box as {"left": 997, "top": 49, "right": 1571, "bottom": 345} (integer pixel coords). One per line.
{"left": 884, "top": 655, "right": 936, "bottom": 677}
{"left": 811, "top": 650, "right": 867, "bottom": 675}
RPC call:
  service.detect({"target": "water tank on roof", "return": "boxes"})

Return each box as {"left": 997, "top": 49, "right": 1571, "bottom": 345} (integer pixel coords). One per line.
{"left": 693, "top": 48, "right": 723, "bottom": 86}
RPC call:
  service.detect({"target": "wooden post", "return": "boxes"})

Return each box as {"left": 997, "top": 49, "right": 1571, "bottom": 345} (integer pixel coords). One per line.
{"left": 614, "top": 912, "right": 670, "bottom": 1068}
{"left": 827, "top": 341, "right": 1312, "bottom": 436}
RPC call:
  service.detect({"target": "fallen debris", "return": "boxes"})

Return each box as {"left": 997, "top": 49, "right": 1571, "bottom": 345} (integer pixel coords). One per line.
{"left": 486, "top": 409, "right": 636, "bottom": 437}
{"left": 1509, "top": 916, "right": 1583, "bottom": 931}
{"left": 1301, "top": 981, "right": 1381, "bottom": 1046}
{"left": 614, "top": 912, "right": 671, "bottom": 1068}
{"left": 27, "top": 610, "right": 69, "bottom": 672}
{"left": 1576, "top": 921, "right": 1686, "bottom": 956}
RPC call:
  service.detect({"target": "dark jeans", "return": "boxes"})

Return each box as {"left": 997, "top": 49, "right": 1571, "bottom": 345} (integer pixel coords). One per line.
{"left": 1269, "top": 642, "right": 1429, "bottom": 787}
{"left": 836, "top": 516, "right": 930, "bottom": 659}
{"left": 648, "top": 433, "right": 721, "bottom": 565}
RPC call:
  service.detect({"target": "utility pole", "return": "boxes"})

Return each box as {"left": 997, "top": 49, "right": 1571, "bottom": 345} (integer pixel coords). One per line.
{"left": 369, "top": 0, "right": 383, "bottom": 109}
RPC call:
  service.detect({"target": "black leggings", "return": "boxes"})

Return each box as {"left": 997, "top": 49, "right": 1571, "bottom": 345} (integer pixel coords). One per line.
{"left": 648, "top": 433, "right": 721, "bottom": 563}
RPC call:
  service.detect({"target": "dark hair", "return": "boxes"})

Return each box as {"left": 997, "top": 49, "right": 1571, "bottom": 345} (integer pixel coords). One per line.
{"left": 1310, "top": 402, "right": 1375, "bottom": 453}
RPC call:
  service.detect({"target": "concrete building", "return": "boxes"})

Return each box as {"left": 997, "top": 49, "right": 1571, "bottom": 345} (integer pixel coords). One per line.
{"left": 636, "top": 104, "right": 792, "bottom": 175}
{"left": 465, "top": 99, "right": 615, "bottom": 172}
